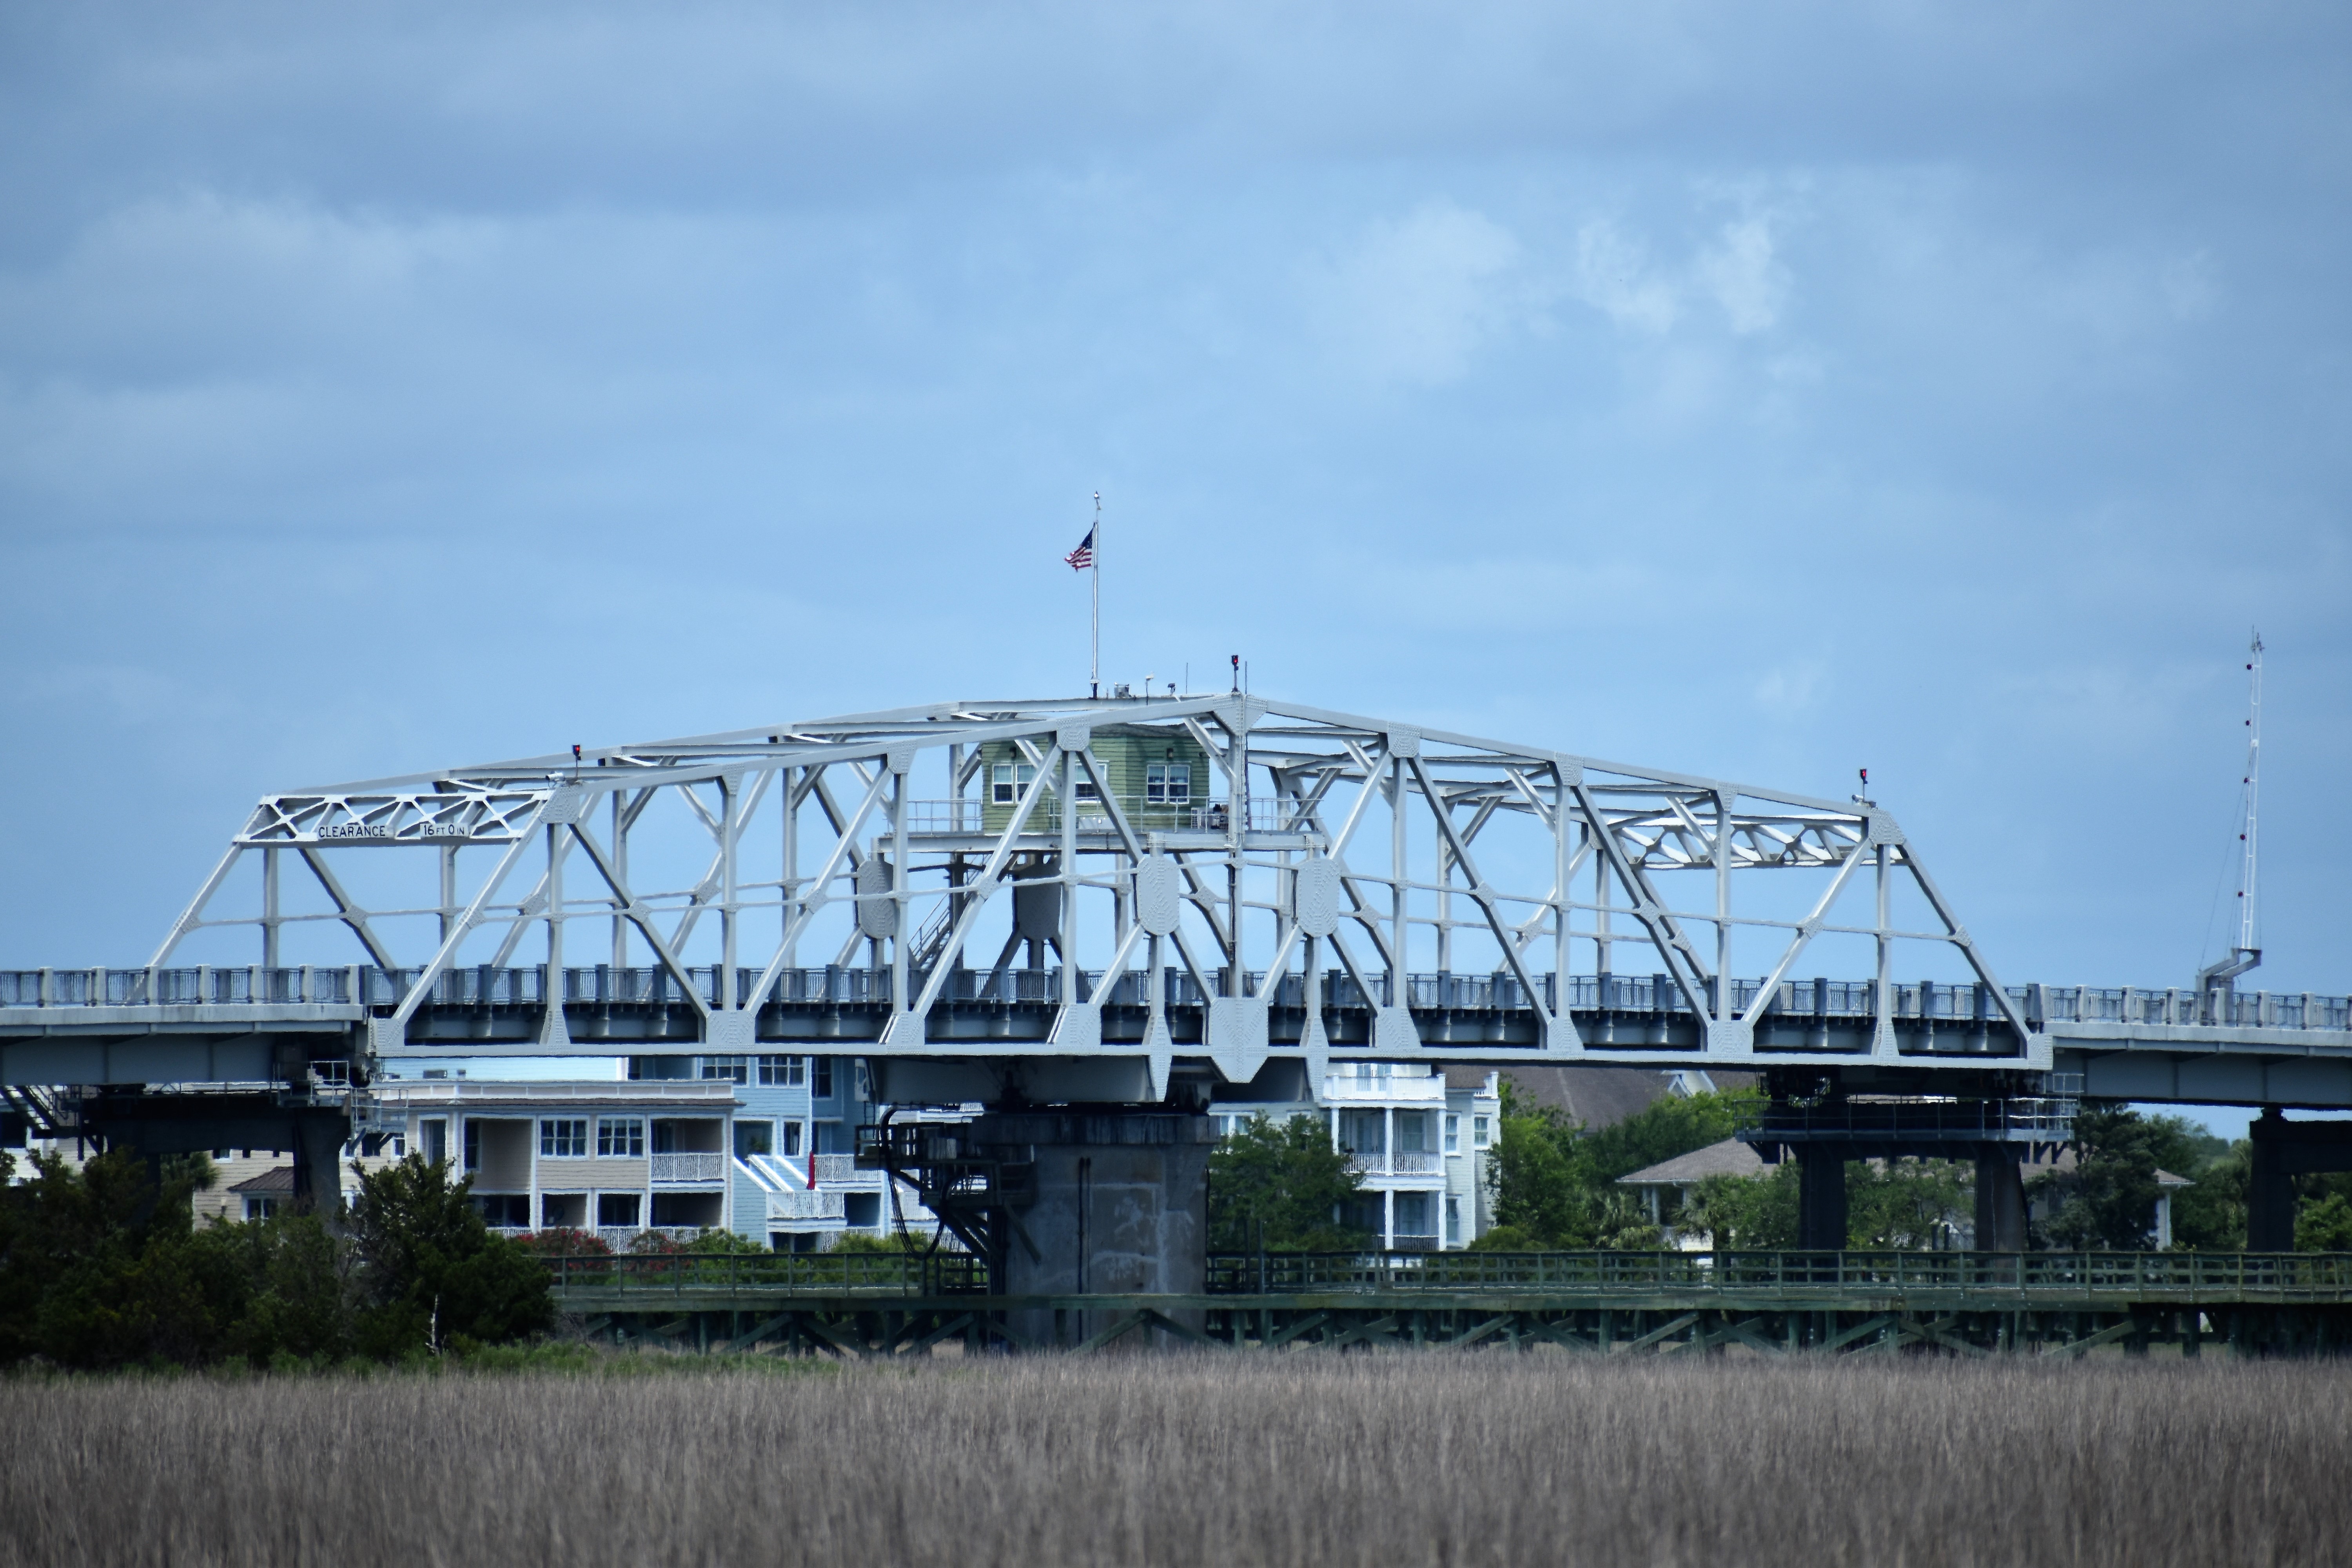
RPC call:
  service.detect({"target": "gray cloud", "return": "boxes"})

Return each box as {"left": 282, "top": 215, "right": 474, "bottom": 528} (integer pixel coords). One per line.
{"left": 0, "top": 0, "right": 2346, "bottom": 1004}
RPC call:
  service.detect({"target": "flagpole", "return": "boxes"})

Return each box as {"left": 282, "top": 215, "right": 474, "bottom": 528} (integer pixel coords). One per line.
{"left": 1090, "top": 490, "right": 1101, "bottom": 699}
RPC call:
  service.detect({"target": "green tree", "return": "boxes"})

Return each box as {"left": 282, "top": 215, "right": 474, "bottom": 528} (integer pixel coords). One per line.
{"left": 1484, "top": 1098, "right": 1596, "bottom": 1248}
{"left": 347, "top": 1155, "right": 553, "bottom": 1356}
{"left": 199, "top": 1210, "right": 357, "bottom": 1363}
{"left": 2033, "top": 1103, "right": 2213, "bottom": 1251}
{"left": 2296, "top": 1191, "right": 2352, "bottom": 1251}
{"left": 1685, "top": 1165, "right": 1801, "bottom": 1249}
{"left": 1847, "top": 1159, "right": 1971, "bottom": 1249}
{"left": 1481, "top": 1079, "right": 1760, "bottom": 1249}
{"left": 0, "top": 1148, "right": 250, "bottom": 1369}
{"left": 1208, "top": 1114, "right": 1371, "bottom": 1251}
{"left": 2170, "top": 1138, "right": 2249, "bottom": 1250}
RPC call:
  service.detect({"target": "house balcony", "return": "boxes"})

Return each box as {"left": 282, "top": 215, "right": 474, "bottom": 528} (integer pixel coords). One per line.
{"left": 1323, "top": 1074, "right": 1447, "bottom": 1105}
{"left": 813, "top": 1153, "right": 884, "bottom": 1189}
{"left": 768, "top": 1190, "right": 848, "bottom": 1222}
{"left": 1345, "top": 1151, "right": 1443, "bottom": 1178}
{"left": 649, "top": 1152, "right": 726, "bottom": 1183}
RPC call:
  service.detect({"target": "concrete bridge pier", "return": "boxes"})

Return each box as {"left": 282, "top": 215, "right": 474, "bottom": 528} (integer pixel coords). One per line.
{"left": 1975, "top": 1147, "right": 2028, "bottom": 1251}
{"left": 1796, "top": 1144, "right": 1847, "bottom": 1251}
{"left": 976, "top": 1110, "right": 1216, "bottom": 1348}
{"left": 2248, "top": 1109, "right": 2352, "bottom": 1250}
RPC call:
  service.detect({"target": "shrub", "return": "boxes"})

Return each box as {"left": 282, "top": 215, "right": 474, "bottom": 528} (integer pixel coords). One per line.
{"left": 347, "top": 1155, "right": 555, "bottom": 1357}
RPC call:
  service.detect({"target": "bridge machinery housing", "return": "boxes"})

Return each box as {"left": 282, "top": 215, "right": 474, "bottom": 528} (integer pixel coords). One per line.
{"left": 5, "top": 695, "right": 2350, "bottom": 1293}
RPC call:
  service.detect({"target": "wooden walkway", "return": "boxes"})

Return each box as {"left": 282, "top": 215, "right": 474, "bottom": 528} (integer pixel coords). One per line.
{"left": 548, "top": 1250, "right": 2352, "bottom": 1358}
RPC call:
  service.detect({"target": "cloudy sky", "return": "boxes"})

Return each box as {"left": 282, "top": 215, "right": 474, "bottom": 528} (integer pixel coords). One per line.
{"left": 2, "top": 1, "right": 2347, "bottom": 1031}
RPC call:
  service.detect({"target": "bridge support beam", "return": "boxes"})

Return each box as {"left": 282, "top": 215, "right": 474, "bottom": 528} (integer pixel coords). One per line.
{"left": 1975, "top": 1145, "right": 2027, "bottom": 1251}
{"left": 2248, "top": 1108, "right": 2352, "bottom": 1251}
{"left": 978, "top": 1110, "right": 1214, "bottom": 1349}
{"left": 1796, "top": 1145, "right": 1847, "bottom": 1251}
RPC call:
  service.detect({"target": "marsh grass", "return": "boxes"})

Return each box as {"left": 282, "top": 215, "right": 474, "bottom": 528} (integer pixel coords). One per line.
{"left": 4, "top": 1354, "right": 2346, "bottom": 1567}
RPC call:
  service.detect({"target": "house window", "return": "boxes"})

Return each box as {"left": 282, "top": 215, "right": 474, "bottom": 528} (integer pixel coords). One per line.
{"left": 1446, "top": 1196, "right": 1462, "bottom": 1245}
{"left": 1444, "top": 1114, "right": 1460, "bottom": 1155}
{"left": 419, "top": 1118, "right": 448, "bottom": 1165}
{"left": 758, "top": 1054, "right": 804, "bottom": 1087}
{"left": 812, "top": 1058, "right": 834, "bottom": 1099}
{"left": 735, "top": 1121, "right": 775, "bottom": 1159}
{"left": 992, "top": 762, "right": 1038, "bottom": 804}
{"left": 781, "top": 1121, "right": 804, "bottom": 1157}
{"left": 244, "top": 1196, "right": 281, "bottom": 1221}
{"left": 597, "top": 1192, "right": 641, "bottom": 1227}
{"left": 463, "top": 1120, "right": 480, "bottom": 1172}
{"left": 1145, "top": 762, "right": 1191, "bottom": 804}
{"left": 474, "top": 1194, "right": 530, "bottom": 1227}
{"left": 1472, "top": 1115, "right": 1491, "bottom": 1149}
{"left": 701, "top": 1056, "right": 748, "bottom": 1085}
{"left": 541, "top": 1119, "right": 589, "bottom": 1158}
{"left": 597, "top": 1117, "right": 645, "bottom": 1157}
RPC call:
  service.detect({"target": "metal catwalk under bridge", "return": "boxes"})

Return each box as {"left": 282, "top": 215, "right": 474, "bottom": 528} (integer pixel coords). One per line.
{"left": 544, "top": 1249, "right": 2352, "bottom": 1358}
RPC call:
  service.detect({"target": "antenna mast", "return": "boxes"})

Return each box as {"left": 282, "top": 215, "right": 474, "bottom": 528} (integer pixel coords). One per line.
{"left": 2239, "top": 631, "right": 2263, "bottom": 957}
{"left": 2198, "top": 630, "right": 2264, "bottom": 1005}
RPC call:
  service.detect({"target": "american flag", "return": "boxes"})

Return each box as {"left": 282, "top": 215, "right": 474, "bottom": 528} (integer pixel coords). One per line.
{"left": 1064, "top": 526, "right": 1095, "bottom": 571}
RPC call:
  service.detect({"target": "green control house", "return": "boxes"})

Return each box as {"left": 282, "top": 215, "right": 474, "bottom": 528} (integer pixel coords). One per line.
{"left": 978, "top": 723, "right": 1218, "bottom": 837}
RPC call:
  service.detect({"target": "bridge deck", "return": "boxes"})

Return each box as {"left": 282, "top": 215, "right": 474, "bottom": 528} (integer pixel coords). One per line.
{"left": 5, "top": 966, "right": 2347, "bottom": 1095}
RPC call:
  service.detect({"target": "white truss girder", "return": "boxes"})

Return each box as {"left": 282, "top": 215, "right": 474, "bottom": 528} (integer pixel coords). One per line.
{"left": 151, "top": 693, "right": 2040, "bottom": 1078}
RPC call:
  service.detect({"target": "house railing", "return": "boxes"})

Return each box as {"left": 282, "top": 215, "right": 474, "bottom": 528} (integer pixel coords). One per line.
{"left": 649, "top": 1152, "right": 725, "bottom": 1183}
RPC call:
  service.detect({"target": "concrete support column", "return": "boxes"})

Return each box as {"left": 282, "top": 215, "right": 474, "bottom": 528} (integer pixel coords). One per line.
{"left": 2249, "top": 1107, "right": 2297, "bottom": 1252}
{"left": 1975, "top": 1145, "right": 2027, "bottom": 1251}
{"left": 290, "top": 1111, "right": 349, "bottom": 1219}
{"left": 1796, "top": 1145, "right": 1847, "bottom": 1251}
{"left": 982, "top": 1111, "right": 1215, "bottom": 1349}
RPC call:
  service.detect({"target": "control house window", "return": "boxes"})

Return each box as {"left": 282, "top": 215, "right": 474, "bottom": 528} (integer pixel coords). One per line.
{"left": 757, "top": 1055, "right": 804, "bottom": 1087}
{"left": 1145, "top": 762, "right": 1191, "bottom": 805}
{"left": 991, "top": 762, "right": 1037, "bottom": 804}
{"left": 540, "top": 1119, "right": 589, "bottom": 1158}
{"left": 597, "top": 1117, "right": 645, "bottom": 1157}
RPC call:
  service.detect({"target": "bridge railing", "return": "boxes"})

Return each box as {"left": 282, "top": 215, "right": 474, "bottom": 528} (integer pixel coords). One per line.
{"left": 534, "top": 1249, "right": 2352, "bottom": 1300}
{"left": 6, "top": 965, "right": 2347, "bottom": 1033}
{"left": 541, "top": 1249, "right": 989, "bottom": 1295}
{"left": 1204, "top": 1250, "right": 2352, "bottom": 1297}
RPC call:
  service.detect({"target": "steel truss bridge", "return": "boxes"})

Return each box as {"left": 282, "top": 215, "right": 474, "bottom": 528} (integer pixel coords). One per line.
{"left": 4, "top": 693, "right": 2347, "bottom": 1106}
{"left": 545, "top": 1249, "right": 2352, "bottom": 1359}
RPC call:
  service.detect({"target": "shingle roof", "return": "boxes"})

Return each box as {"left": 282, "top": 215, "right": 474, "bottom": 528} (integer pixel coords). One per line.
{"left": 1616, "top": 1138, "right": 1767, "bottom": 1186}
{"left": 227, "top": 1166, "right": 294, "bottom": 1195}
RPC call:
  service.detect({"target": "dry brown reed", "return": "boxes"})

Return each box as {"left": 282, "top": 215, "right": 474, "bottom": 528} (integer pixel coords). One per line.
{"left": 2, "top": 1354, "right": 2345, "bottom": 1568}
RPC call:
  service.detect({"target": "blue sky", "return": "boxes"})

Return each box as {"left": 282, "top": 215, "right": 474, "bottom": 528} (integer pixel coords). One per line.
{"left": 3, "top": 0, "right": 2347, "bottom": 1075}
